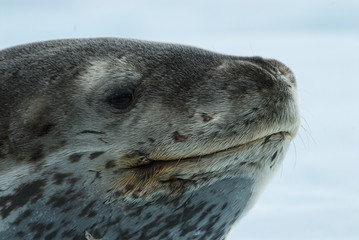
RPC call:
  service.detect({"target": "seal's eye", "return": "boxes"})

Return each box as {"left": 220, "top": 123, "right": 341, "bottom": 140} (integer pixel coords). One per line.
{"left": 106, "top": 86, "right": 135, "bottom": 110}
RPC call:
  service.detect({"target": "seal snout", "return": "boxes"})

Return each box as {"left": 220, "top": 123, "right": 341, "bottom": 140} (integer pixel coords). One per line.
{"left": 263, "top": 58, "right": 296, "bottom": 87}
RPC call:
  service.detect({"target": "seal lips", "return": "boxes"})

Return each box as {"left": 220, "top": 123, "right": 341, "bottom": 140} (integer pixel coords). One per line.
{"left": 122, "top": 131, "right": 293, "bottom": 179}
{"left": 110, "top": 130, "right": 293, "bottom": 199}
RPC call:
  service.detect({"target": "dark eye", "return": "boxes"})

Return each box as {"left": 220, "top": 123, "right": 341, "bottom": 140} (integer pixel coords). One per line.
{"left": 106, "top": 86, "right": 135, "bottom": 110}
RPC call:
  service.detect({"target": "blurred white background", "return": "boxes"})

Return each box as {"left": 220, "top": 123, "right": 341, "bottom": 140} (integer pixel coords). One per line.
{"left": 1, "top": 0, "right": 358, "bottom": 239}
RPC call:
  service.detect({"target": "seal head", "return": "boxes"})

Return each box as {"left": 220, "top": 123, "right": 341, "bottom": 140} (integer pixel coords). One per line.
{"left": 0, "top": 38, "right": 299, "bottom": 240}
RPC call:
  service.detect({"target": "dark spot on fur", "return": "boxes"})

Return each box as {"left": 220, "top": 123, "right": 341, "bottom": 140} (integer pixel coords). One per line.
{"left": 89, "top": 151, "right": 104, "bottom": 160}
{"left": 262, "top": 135, "right": 271, "bottom": 145}
{"left": 62, "top": 229, "right": 76, "bottom": 238}
{"left": 201, "top": 113, "right": 213, "bottom": 122}
{"left": 211, "top": 131, "right": 220, "bottom": 138}
{"left": 47, "top": 190, "right": 84, "bottom": 210}
{"left": 67, "top": 177, "right": 80, "bottom": 185}
{"left": 88, "top": 210, "right": 97, "bottom": 218}
{"left": 244, "top": 119, "right": 255, "bottom": 127}
{"left": 65, "top": 189, "right": 74, "bottom": 195}
{"left": 48, "top": 140, "right": 67, "bottom": 152}
{"left": 46, "top": 222, "right": 54, "bottom": 230}
{"left": 148, "top": 138, "right": 155, "bottom": 143}
{"left": 147, "top": 212, "right": 183, "bottom": 238}
{"left": 104, "top": 216, "right": 121, "bottom": 228}
{"left": 159, "top": 231, "right": 170, "bottom": 239}
{"left": 37, "top": 123, "right": 55, "bottom": 137}
{"left": 1, "top": 135, "right": 14, "bottom": 157}
{"left": 78, "top": 130, "right": 105, "bottom": 135}
{"left": 198, "top": 203, "right": 216, "bottom": 221}
{"left": 131, "top": 190, "right": 142, "bottom": 199}
{"left": 72, "top": 233, "right": 84, "bottom": 240}
{"left": 68, "top": 153, "right": 83, "bottom": 163}
{"left": 53, "top": 172, "right": 73, "bottom": 185}
{"left": 0, "top": 179, "right": 46, "bottom": 219}
{"left": 122, "top": 151, "right": 144, "bottom": 160}
{"left": 246, "top": 162, "right": 256, "bottom": 167}
{"left": 180, "top": 224, "right": 197, "bottom": 237}
{"left": 29, "top": 146, "right": 44, "bottom": 162}
{"left": 198, "top": 131, "right": 205, "bottom": 136}
{"left": 173, "top": 131, "right": 189, "bottom": 142}
{"left": 78, "top": 200, "right": 96, "bottom": 218}
{"left": 45, "top": 228, "right": 59, "bottom": 240}
{"left": 105, "top": 160, "right": 116, "bottom": 169}
{"left": 47, "top": 195, "right": 68, "bottom": 208}
{"left": 235, "top": 209, "right": 241, "bottom": 218}
{"left": 15, "top": 231, "right": 25, "bottom": 237}
{"left": 212, "top": 225, "right": 226, "bottom": 240}
{"left": 12, "top": 209, "right": 33, "bottom": 226}
{"left": 71, "top": 191, "right": 85, "bottom": 199}
{"left": 28, "top": 222, "right": 47, "bottom": 239}
{"left": 61, "top": 206, "right": 75, "bottom": 213}
{"left": 199, "top": 213, "right": 221, "bottom": 239}
{"left": 99, "top": 138, "right": 109, "bottom": 144}
{"left": 221, "top": 202, "right": 228, "bottom": 211}
{"left": 271, "top": 151, "right": 278, "bottom": 162}
{"left": 184, "top": 202, "right": 207, "bottom": 222}
{"left": 114, "top": 190, "right": 124, "bottom": 197}
{"left": 178, "top": 203, "right": 210, "bottom": 237}
{"left": 125, "top": 184, "right": 135, "bottom": 192}
{"left": 135, "top": 157, "right": 153, "bottom": 167}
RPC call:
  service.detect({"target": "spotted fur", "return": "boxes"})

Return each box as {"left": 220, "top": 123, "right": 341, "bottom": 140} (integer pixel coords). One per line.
{"left": 0, "top": 38, "right": 299, "bottom": 239}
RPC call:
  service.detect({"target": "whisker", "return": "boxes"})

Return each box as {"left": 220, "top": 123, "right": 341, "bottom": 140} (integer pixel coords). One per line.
{"left": 291, "top": 140, "right": 297, "bottom": 168}
{"left": 301, "top": 116, "right": 315, "bottom": 145}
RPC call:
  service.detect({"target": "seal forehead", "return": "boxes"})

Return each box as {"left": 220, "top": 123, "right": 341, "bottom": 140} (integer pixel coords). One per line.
{"left": 78, "top": 57, "right": 142, "bottom": 92}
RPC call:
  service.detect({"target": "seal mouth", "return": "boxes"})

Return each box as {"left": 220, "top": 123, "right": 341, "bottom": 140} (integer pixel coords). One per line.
{"left": 129, "top": 131, "right": 292, "bottom": 170}
{"left": 112, "top": 131, "right": 294, "bottom": 198}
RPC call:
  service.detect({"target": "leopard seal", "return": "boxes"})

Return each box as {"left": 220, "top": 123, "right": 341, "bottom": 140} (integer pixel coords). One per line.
{"left": 0, "top": 38, "right": 299, "bottom": 240}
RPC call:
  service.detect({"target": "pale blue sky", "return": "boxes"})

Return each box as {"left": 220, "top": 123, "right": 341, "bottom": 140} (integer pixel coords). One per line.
{"left": 1, "top": 1, "right": 358, "bottom": 239}
{"left": 1, "top": 0, "right": 359, "bottom": 48}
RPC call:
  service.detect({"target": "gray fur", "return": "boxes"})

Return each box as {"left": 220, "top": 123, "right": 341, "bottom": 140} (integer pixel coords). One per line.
{"left": 0, "top": 38, "right": 299, "bottom": 240}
